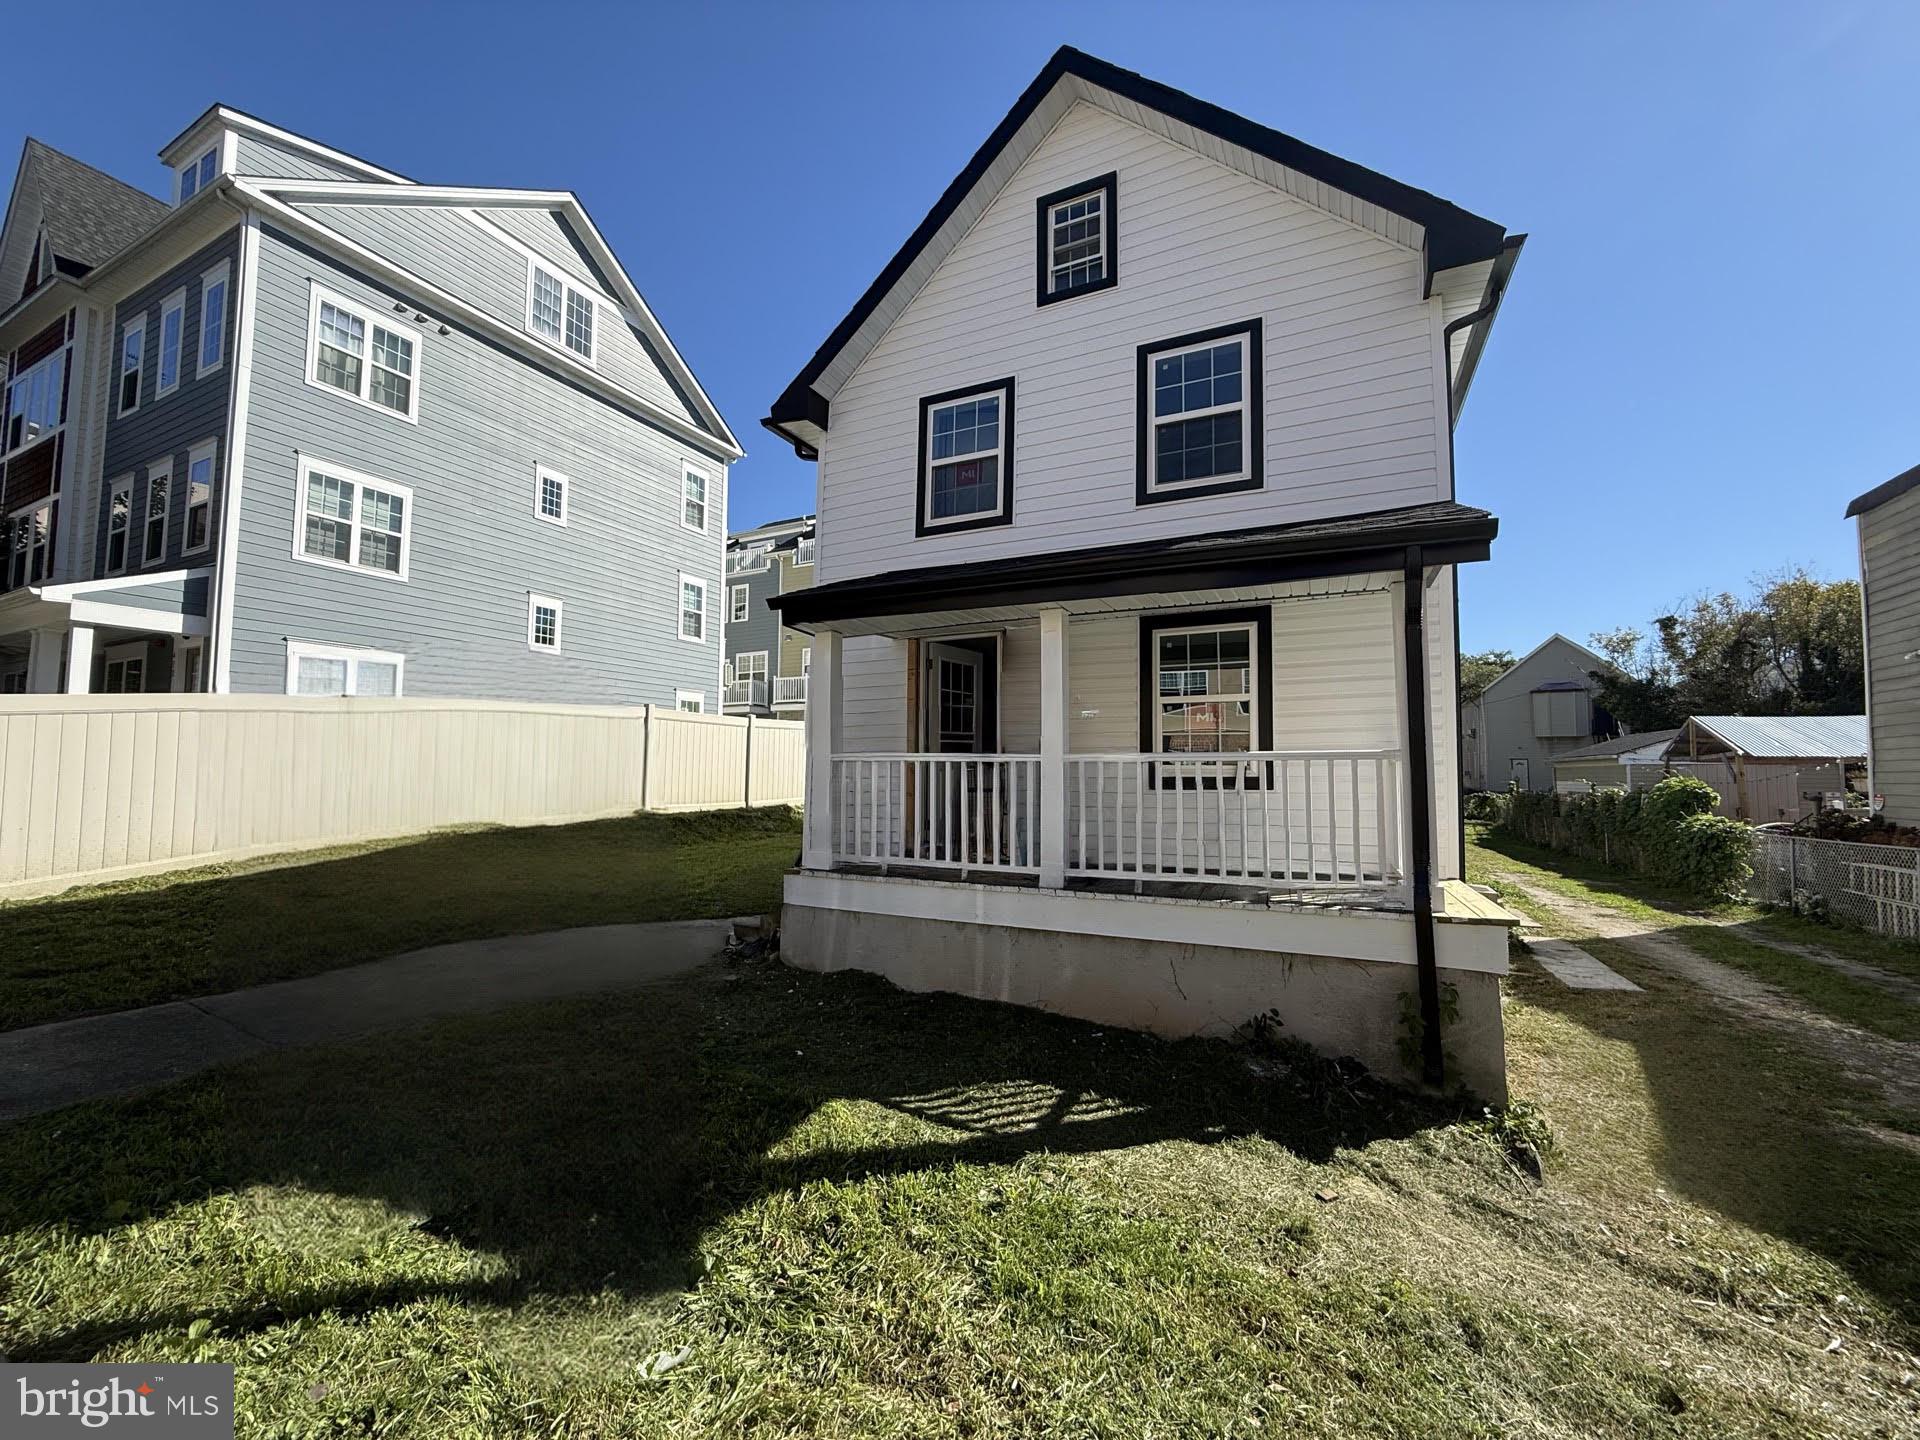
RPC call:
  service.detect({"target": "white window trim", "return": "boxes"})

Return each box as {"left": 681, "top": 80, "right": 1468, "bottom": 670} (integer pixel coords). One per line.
{"left": 197, "top": 261, "right": 231, "bottom": 378}
{"left": 1046, "top": 186, "right": 1108, "bottom": 296}
{"left": 681, "top": 463, "right": 710, "bottom": 534}
{"left": 677, "top": 574, "right": 708, "bottom": 644}
{"left": 283, "top": 639, "right": 407, "bottom": 697}
{"left": 290, "top": 454, "right": 414, "bottom": 583}
{"left": 141, "top": 457, "right": 173, "bottom": 566}
{"left": 156, "top": 288, "right": 187, "bottom": 399}
{"left": 675, "top": 690, "right": 705, "bottom": 713}
{"left": 1143, "top": 330, "right": 1255, "bottom": 495}
{"left": 1149, "top": 619, "right": 1261, "bottom": 755}
{"left": 182, "top": 439, "right": 217, "bottom": 556}
{"left": 921, "top": 383, "right": 1012, "bottom": 531}
{"left": 172, "top": 637, "right": 206, "bottom": 693}
{"left": 104, "top": 474, "right": 134, "bottom": 576}
{"left": 3, "top": 346, "right": 68, "bottom": 458}
{"left": 533, "top": 464, "right": 569, "bottom": 526}
{"left": 304, "top": 281, "right": 423, "bottom": 424}
{"left": 523, "top": 259, "right": 598, "bottom": 365}
{"left": 102, "top": 641, "right": 149, "bottom": 695}
{"left": 734, "top": 650, "right": 768, "bottom": 683}
{"left": 527, "top": 592, "right": 564, "bottom": 653}
{"left": 117, "top": 316, "right": 146, "bottom": 416}
{"left": 176, "top": 145, "right": 219, "bottom": 205}
{"left": 729, "top": 583, "right": 748, "bottom": 623}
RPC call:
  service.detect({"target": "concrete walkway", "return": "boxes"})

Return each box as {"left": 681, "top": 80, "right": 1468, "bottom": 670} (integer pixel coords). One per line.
{"left": 0, "top": 919, "right": 746, "bottom": 1123}
{"left": 1521, "top": 934, "right": 1643, "bottom": 992}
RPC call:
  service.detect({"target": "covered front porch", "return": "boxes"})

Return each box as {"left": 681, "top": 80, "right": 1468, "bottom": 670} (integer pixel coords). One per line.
{"left": 0, "top": 567, "right": 212, "bottom": 694}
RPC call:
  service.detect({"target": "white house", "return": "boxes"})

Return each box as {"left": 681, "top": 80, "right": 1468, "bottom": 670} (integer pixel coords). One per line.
{"left": 761, "top": 48, "right": 1525, "bottom": 1097}
{"left": 1462, "top": 634, "right": 1620, "bottom": 792}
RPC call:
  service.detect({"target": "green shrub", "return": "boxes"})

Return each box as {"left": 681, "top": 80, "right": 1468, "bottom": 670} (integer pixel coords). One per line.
{"left": 1463, "top": 791, "right": 1510, "bottom": 823}
{"left": 1492, "top": 775, "right": 1751, "bottom": 901}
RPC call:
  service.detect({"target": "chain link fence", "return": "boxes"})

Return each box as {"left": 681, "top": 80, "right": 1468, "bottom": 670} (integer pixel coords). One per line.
{"left": 1748, "top": 831, "right": 1920, "bottom": 939}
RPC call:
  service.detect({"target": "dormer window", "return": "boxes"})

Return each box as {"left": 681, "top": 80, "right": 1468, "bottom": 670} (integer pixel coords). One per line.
{"left": 1035, "top": 172, "right": 1117, "bottom": 306}
{"left": 177, "top": 145, "right": 218, "bottom": 204}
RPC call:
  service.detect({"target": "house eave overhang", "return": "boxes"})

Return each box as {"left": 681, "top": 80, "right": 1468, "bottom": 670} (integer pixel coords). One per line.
{"left": 771, "top": 502, "right": 1497, "bottom": 628}
{"left": 764, "top": 45, "right": 1515, "bottom": 460}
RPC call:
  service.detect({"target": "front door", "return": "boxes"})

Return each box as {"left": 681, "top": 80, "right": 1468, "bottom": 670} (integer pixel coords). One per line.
{"left": 1509, "top": 757, "right": 1530, "bottom": 790}
{"left": 926, "top": 642, "right": 986, "bottom": 753}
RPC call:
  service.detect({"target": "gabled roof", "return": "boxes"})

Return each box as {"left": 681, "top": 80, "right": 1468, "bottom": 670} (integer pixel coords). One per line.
{"left": 1688, "top": 715, "right": 1868, "bottom": 759}
{"left": 1846, "top": 462, "right": 1920, "bottom": 518}
{"left": 0, "top": 139, "right": 169, "bottom": 301}
{"left": 1552, "top": 729, "right": 1681, "bottom": 762}
{"left": 161, "top": 103, "right": 412, "bottom": 184}
{"left": 764, "top": 45, "right": 1519, "bottom": 458}
{"left": 1480, "top": 633, "right": 1617, "bottom": 700}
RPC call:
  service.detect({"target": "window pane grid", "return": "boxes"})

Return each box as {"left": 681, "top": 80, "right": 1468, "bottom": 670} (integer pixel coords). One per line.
{"left": 1148, "top": 336, "right": 1250, "bottom": 489}
{"left": 1049, "top": 191, "right": 1106, "bottom": 292}
{"left": 1154, "top": 626, "right": 1256, "bottom": 755}
{"left": 299, "top": 469, "right": 407, "bottom": 576}
{"left": 531, "top": 269, "right": 564, "bottom": 340}
{"left": 200, "top": 278, "right": 227, "bottom": 369}
{"left": 926, "top": 391, "right": 1005, "bottom": 524}
{"left": 564, "top": 289, "right": 594, "bottom": 356}
{"left": 680, "top": 581, "right": 705, "bottom": 640}
{"left": 540, "top": 474, "right": 565, "bottom": 519}
{"left": 531, "top": 604, "right": 560, "bottom": 648}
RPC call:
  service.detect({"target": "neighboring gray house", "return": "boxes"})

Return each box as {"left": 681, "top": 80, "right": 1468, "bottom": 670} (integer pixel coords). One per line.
{"left": 0, "top": 109, "right": 740, "bottom": 705}
{"left": 1549, "top": 729, "right": 1680, "bottom": 792}
{"left": 723, "top": 514, "right": 814, "bottom": 715}
{"left": 1848, "top": 464, "right": 1920, "bottom": 827}
{"left": 1462, "top": 633, "right": 1619, "bottom": 791}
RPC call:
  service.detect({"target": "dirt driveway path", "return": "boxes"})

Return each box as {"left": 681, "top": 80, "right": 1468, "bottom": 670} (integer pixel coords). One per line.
{"left": 1493, "top": 874, "right": 1920, "bottom": 1116}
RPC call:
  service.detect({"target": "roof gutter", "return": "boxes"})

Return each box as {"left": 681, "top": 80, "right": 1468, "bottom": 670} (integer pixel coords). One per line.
{"left": 1443, "top": 234, "right": 1525, "bottom": 424}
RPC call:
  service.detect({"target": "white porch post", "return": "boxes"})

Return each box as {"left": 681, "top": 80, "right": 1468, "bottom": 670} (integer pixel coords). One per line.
{"left": 1038, "top": 606, "right": 1070, "bottom": 887}
{"left": 25, "top": 627, "right": 65, "bottom": 694}
{"left": 64, "top": 623, "right": 95, "bottom": 694}
{"left": 801, "top": 628, "right": 842, "bottom": 870}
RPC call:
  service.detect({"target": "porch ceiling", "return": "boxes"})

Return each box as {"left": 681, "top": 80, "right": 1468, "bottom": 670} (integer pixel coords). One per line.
{"left": 773, "top": 500, "right": 1495, "bottom": 635}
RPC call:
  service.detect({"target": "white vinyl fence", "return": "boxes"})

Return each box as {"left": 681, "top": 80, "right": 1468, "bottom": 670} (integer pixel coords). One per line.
{"left": 1749, "top": 830, "right": 1920, "bottom": 939}
{"left": 0, "top": 696, "right": 803, "bottom": 896}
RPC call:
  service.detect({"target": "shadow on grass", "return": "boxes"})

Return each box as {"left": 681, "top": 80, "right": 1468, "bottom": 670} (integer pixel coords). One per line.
{"left": 0, "top": 808, "right": 802, "bottom": 1032}
{"left": 0, "top": 958, "right": 1453, "bottom": 1362}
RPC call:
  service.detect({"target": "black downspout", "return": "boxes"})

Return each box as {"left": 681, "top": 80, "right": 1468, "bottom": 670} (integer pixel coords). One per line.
{"left": 1402, "top": 544, "right": 1444, "bottom": 1088}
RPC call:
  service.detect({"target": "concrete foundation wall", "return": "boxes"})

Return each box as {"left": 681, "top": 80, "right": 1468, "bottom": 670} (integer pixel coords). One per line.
{"left": 782, "top": 903, "right": 1507, "bottom": 1102}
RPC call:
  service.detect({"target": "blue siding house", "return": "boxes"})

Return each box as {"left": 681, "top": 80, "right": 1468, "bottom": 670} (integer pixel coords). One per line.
{"left": 0, "top": 107, "right": 740, "bottom": 705}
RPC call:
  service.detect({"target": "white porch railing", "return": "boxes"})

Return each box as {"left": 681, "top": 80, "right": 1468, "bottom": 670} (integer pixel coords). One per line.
{"left": 830, "top": 754, "right": 1042, "bottom": 873}
{"left": 1066, "top": 751, "right": 1405, "bottom": 889}
{"left": 772, "top": 673, "right": 808, "bottom": 706}
{"left": 724, "top": 678, "right": 766, "bottom": 709}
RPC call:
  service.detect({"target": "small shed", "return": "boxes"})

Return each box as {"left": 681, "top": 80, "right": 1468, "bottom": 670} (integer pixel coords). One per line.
{"left": 1551, "top": 729, "right": 1680, "bottom": 792}
{"left": 1648, "top": 716, "right": 1868, "bottom": 822}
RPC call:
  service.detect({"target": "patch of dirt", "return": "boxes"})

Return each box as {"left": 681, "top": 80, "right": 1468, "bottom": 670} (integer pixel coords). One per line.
{"left": 1494, "top": 874, "right": 1920, "bottom": 1115}
{"left": 1709, "top": 922, "right": 1920, "bottom": 1005}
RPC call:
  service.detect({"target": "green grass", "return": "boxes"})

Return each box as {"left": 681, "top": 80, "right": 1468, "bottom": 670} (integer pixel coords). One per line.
{"left": 3, "top": 943, "right": 1917, "bottom": 1435}
{"left": 0, "top": 807, "right": 801, "bottom": 1031}
{"left": 1471, "top": 826, "right": 1920, "bottom": 1044}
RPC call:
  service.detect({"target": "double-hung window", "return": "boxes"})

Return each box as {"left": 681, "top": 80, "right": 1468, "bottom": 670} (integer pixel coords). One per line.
{"left": 534, "top": 465, "right": 568, "bottom": 525}
{"left": 285, "top": 641, "right": 404, "bottom": 697}
{"left": 682, "top": 466, "right": 708, "bottom": 532}
{"left": 117, "top": 317, "right": 145, "bottom": 416}
{"left": 1035, "top": 172, "right": 1117, "bottom": 305}
{"left": 526, "top": 262, "right": 596, "bottom": 362}
{"left": 198, "top": 262, "right": 230, "bottom": 375}
{"left": 184, "top": 440, "right": 216, "bottom": 554}
{"left": 678, "top": 574, "right": 707, "bottom": 642}
{"left": 105, "top": 476, "right": 133, "bottom": 574}
{"left": 294, "top": 456, "right": 412, "bottom": 581}
{"left": 157, "top": 289, "right": 186, "bottom": 397}
{"left": 916, "top": 379, "right": 1014, "bottom": 535}
{"left": 729, "top": 584, "right": 748, "bottom": 624}
{"left": 1137, "top": 321, "right": 1262, "bottom": 503}
{"left": 9, "top": 503, "right": 53, "bottom": 587}
{"left": 142, "top": 459, "right": 172, "bottom": 565}
{"left": 527, "top": 593, "right": 563, "bottom": 652}
{"left": 1151, "top": 623, "right": 1257, "bottom": 755}
{"left": 307, "top": 285, "right": 420, "bottom": 421}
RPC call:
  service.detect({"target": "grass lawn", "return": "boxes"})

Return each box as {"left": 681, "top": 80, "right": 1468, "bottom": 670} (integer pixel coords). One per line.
{"left": 1470, "top": 825, "right": 1920, "bottom": 1043}
{"left": 0, "top": 807, "right": 801, "bottom": 1032}
{"left": 3, "top": 900, "right": 1917, "bottom": 1433}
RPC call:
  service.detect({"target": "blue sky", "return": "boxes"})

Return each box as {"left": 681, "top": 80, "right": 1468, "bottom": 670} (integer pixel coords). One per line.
{"left": 8, "top": 1, "right": 1915, "bottom": 654}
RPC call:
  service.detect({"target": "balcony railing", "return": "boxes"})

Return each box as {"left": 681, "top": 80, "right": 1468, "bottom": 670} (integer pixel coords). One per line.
{"left": 826, "top": 749, "right": 1405, "bottom": 890}
{"left": 772, "top": 673, "right": 808, "bottom": 706}
{"left": 1066, "top": 751, "right": 1403, "bottom": 889}
{"left": 723, "top": 678, "right": 766, "bottom": 709}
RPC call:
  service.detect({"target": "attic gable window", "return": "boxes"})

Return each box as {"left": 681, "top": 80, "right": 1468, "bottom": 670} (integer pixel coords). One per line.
{"left": 178, "top": 146, "right": 218, "bottom": 204}
{"left": 527, "top": 262, "right": 596, "bottom": 362}
{"left": 1035, "top": 172, "right": 1117, "bottom": 306}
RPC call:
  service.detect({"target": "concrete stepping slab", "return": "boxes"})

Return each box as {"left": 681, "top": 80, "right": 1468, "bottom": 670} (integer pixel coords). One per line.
{"left": 1523, "top": 935, "right": 1643, "bottom": 992}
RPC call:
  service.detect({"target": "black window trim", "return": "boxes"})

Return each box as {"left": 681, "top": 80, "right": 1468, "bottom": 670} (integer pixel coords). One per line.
{"left": 914, "top": 376, "right": 1016, "bottom": 538}
{"left": 1034, "top": 171, "right": 1118, "bottom": 307}
{"left": 1137, "top": 605, "right": 1274, "bottom": 788}
{"left": 1135, "top": 318, "right": 1264, "bottom": 506}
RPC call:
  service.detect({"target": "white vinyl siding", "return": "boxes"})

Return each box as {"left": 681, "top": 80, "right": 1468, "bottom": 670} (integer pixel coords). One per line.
{"left": 1861, "top": 487, "right": 1920, "bottom": 826}
{"left": 816, "top": 101, "right": 1444, "bottom": 581}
